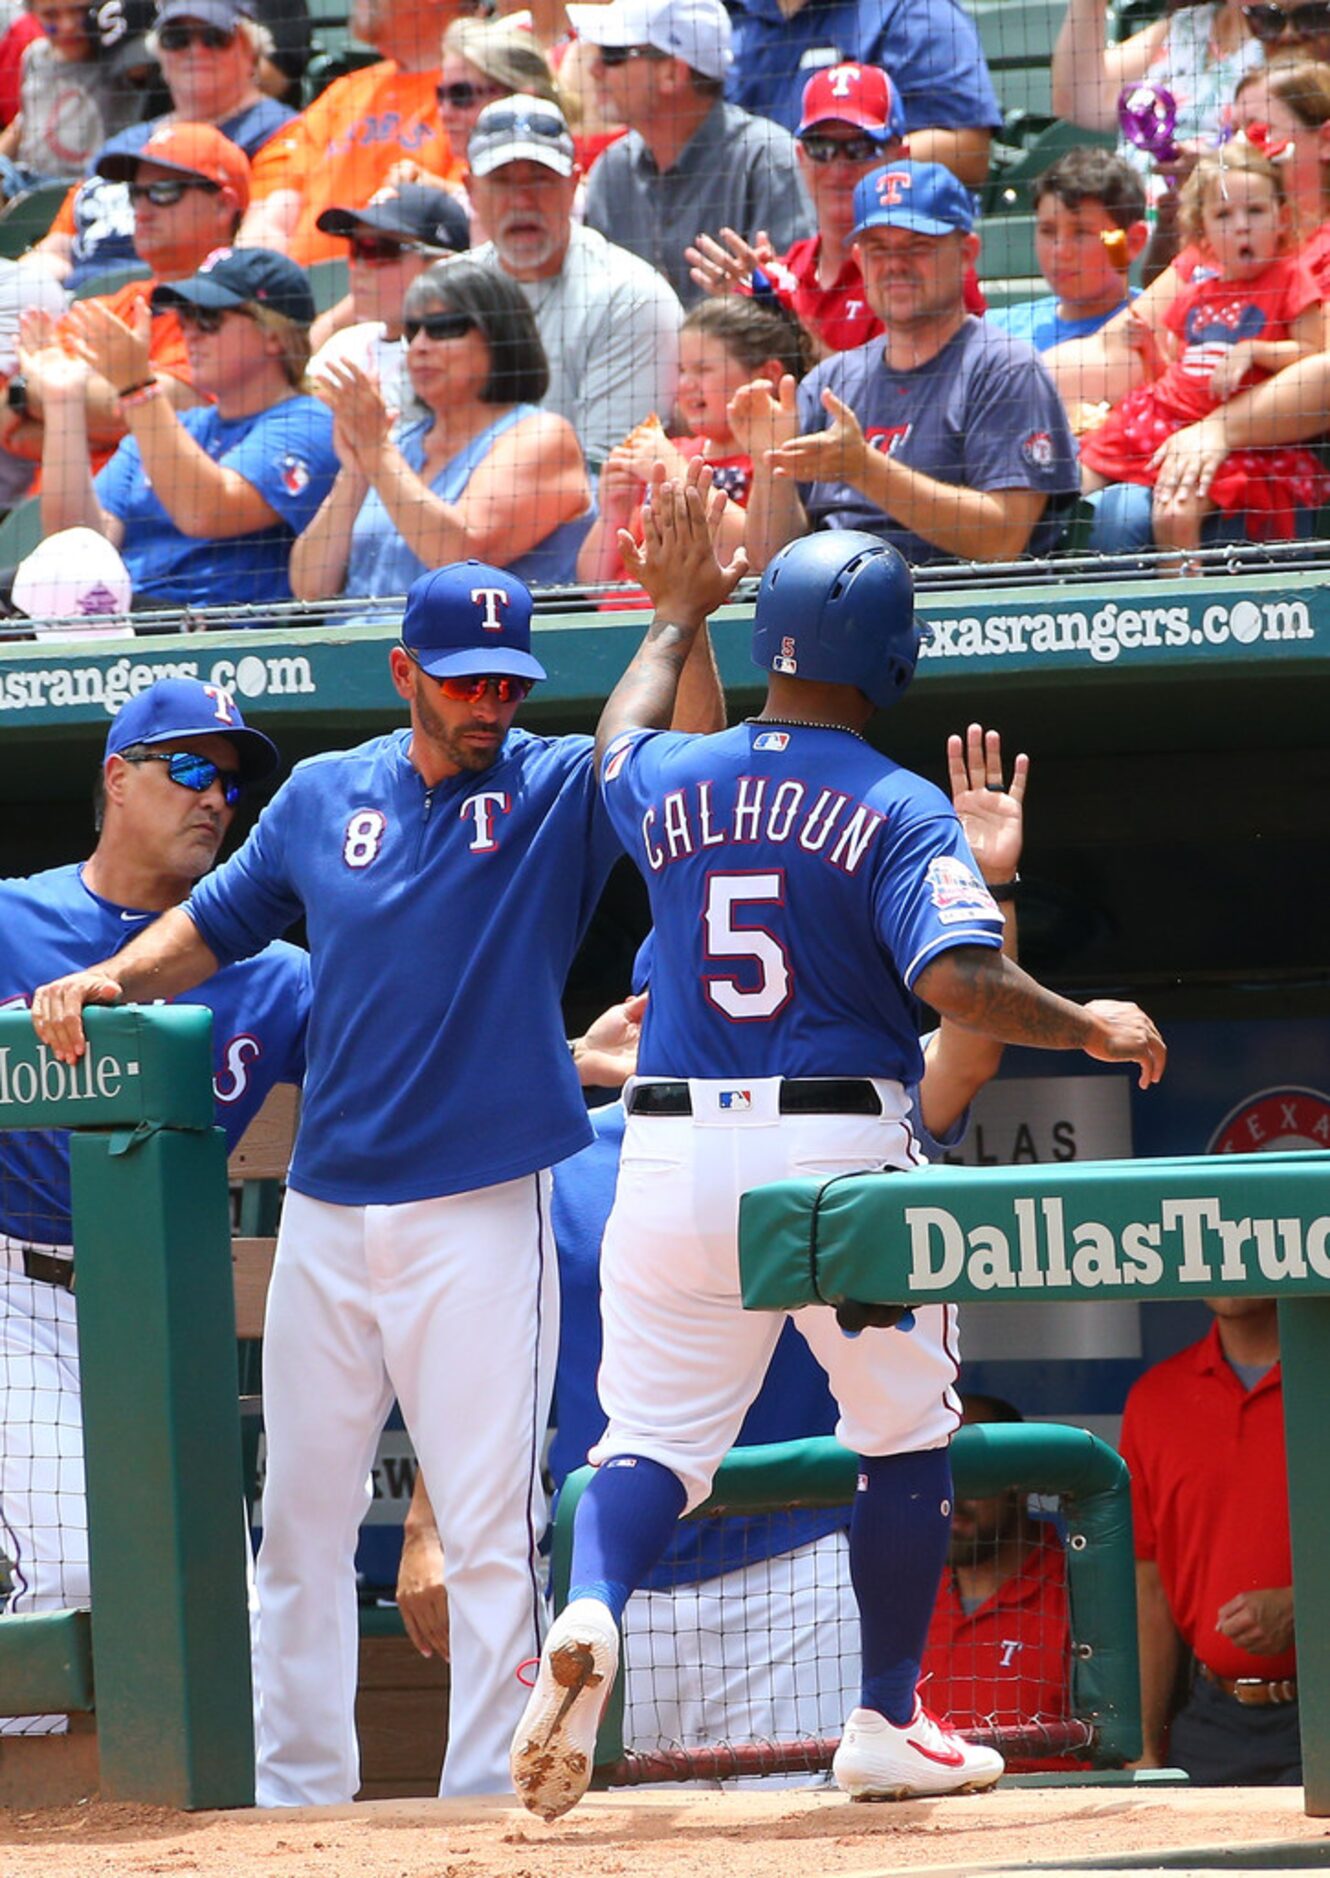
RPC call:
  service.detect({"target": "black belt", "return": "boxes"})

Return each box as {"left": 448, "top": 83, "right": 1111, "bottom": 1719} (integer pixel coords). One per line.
{"left": 21, "top": 1248, "right": 75, "bottom": 1292}
{"left": 628, "top": 1079, "right": 882, "bottom": 1117}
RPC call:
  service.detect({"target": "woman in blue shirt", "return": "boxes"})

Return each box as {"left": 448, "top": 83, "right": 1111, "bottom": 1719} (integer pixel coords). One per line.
{"left": 290, "top": 256, "right": 593, "bottom": 618}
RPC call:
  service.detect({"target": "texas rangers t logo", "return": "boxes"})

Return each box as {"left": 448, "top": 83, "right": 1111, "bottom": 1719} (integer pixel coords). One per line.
{"left": 461, "top": 791, "right": 510, "bottom": 852}
{"left": 471, "top": 587, "right": 511, "bottom": 631}
{"left": 876, "top": 169, "right": 911, "bottom": 206}
{"left": 202, "top": 683, "right": 237, "bottom": 724}
{"left": 828, "top": 63, "right": 859, "bottom": 96}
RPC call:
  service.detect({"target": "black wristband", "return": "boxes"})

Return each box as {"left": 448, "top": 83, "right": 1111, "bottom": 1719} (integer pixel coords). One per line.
{"left": 988, "top": 875, "right": 1020, "bottom": 902}
{"left": 6, "top": 374, "right": 27, "bottom": 415}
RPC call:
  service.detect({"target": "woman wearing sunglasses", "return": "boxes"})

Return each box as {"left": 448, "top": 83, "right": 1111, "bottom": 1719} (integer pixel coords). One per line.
{"left": 38, "top": 246, "right": 340, "bottom": 612}
{"left": 291, "top": 257, "right": 592, "bottom": 617}
{"left": 1053, "top": 0, "right": 1264, "bottom": 184}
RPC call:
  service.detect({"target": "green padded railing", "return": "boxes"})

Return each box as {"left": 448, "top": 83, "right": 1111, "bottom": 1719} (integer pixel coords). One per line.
{"left": 0, "top": 1007, "right": 252, "bottom": 1808}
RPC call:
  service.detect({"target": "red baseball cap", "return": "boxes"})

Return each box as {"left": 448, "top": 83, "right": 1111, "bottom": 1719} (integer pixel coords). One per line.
{"left": 798, "top": 63, "right": 904, "bottom": 141}
{"left": 97, "top": 122, "right": 253, "bottom": 214}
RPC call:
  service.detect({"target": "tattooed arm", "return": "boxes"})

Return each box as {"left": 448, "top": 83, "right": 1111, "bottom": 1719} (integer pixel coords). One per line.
{"left": 915, "top": 946, "right": 1166, "bottom": 1088}
{"left": 595, "top": 461, "right": 747, "bottom": 768}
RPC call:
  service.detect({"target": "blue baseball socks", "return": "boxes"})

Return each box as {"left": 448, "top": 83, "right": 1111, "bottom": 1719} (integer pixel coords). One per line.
{"left": 850, "top": 1447, "right": 953, "bottom": 1723}
{"left": 567, "top": 1453, "right": 688, "bottom": 1622}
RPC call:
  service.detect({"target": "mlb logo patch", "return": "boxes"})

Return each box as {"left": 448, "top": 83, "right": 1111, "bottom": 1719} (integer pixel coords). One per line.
{"left": 772, "top": 654, "right": 798, "bottom": 676}
{"left": 279, "top": 454, "right": 310, "bottom": 495}
{"left": 753, "top": 731, "right": 790, "bottom": 752}
{"left": 719, "top": 1089, "right": 752, "bottom": 1111}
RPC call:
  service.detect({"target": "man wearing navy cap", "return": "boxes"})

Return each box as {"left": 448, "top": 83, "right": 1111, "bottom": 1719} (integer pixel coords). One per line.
{"left": 737, "top": 159, "right": 1079, "bottom": 571}
{"left": 1, "top": 676, "right": 309, "bottom": 1735}
{"left": 32, "top": 558, "right": 722, "bottom": 1803}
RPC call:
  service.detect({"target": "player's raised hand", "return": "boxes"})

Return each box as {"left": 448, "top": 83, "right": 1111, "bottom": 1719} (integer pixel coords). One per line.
{"left": 31, "top": 968, "right": 125, "bottom": 1063}
{"left": 618, "top": 458, "right": 747, "bottom": 624}
{"left": 1081, "top": 999, "right": 1167, "bottom": 1088}
{"left": 947, "top": 724, "right": 1029, "bottom": 886}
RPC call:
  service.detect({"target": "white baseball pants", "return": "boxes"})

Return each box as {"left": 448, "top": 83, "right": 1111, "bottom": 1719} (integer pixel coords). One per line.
{"left": 254, "top": 1175, "right": 558, "bottom": 1804}
{"left": 592, "top": 1079, "right": 961, "bottom": 1512}
{"left": 0, "top": 1254, "right": 84, "bottom": 1736}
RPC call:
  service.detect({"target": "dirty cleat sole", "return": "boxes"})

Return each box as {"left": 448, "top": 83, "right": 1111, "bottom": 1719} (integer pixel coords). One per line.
{"left": 510, "top": 1600, "right": 620, "bottom": 1822}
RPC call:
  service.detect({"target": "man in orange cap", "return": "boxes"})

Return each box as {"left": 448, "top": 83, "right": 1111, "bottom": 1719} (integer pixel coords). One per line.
{"left": 0, "top": 123, "right": 252, "bottom": 472}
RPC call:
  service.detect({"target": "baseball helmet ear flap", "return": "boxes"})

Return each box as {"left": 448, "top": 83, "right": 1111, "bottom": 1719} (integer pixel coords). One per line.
{"left": 750, "top": 531, "right": 927, "bottom": 711}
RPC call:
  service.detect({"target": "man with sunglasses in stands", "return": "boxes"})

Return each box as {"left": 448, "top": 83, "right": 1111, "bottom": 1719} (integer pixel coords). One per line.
{"left": 569, "top": 0, "right": 814, "bottom": 308}
{"left": 467, "top": 96, "right": 683, "bottom": 472}
{"left": 31, "top": 551, "right": 723, "bottom": 1803}
{"left": 308, "top": 181, "right": 469, "bottom": 414}
{"left": 1, "top": 675, "right": 309, "bottom": 1737}
{"left": 685, "top": 62, "right": 986, "bottom": 361}
{"left": 0, "top": 124, "right": 253, "bottom": 479}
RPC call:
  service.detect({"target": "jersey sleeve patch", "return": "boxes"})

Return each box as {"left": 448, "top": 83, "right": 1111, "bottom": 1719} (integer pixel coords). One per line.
{"left": 926, "top": 855, "right": 1000, "bottom": 924}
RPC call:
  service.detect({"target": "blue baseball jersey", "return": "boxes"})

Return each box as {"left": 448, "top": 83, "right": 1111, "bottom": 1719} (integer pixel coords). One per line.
{"left": 96, "top": 398, "right": 339, "bottom": 609}
{"left": 985, "top": 292, "right": 1137, "bottom": 355}
{"left": 727, "top": 0, "right": 1002, "bottom": 137}
{"left": 796, "top": 321, "right": 1080, "bottom": 565}
{"left": 186, "top": 726, "right": 622, "bottom": 1206}
{"left": 599, "top": 722, "right": 1004, "bottom": 1084}
{"left": 0, "top": 863, "right": 310, "bottom": 1246}
{"left": 551, "top": 1068, "right": 967, "bottom": 1584}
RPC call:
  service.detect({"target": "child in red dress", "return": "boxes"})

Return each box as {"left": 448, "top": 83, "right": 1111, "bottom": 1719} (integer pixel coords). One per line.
{"left": 1079, "top": 141, "right": 1326, "bottom": 555}
{"left": 577, "top": 296, "right": 807, "bottom": 595}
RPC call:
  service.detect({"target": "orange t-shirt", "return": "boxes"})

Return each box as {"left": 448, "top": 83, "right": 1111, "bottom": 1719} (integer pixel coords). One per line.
{"left": 248, "top": 61, "right": 461, "bottom": 267}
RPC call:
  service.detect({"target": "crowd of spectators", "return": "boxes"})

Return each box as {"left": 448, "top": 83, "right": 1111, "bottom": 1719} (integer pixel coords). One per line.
{"left": 1, "top": 0, "right": 1330, "bottom": 622}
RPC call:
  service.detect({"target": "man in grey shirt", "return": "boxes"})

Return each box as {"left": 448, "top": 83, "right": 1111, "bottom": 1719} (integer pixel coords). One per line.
{"left": 467, "top": 97, "right": 682, "bottom": 472}
{"left": 567, "top": 0, "right": 815, "bottom": 308}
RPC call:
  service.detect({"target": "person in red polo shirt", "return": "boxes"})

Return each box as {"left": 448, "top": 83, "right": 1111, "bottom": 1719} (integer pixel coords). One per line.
{"left": 1119, "top": 1299, "right": 1297, "bottom": 1786}
{"left": 921, "top": 1394, "right": 1079, "bottom": 1771}
{"left": 684, "top": 62, "right": 984, "bottom": 361}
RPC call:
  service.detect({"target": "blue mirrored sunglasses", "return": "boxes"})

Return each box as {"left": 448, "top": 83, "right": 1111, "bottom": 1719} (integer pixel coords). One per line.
{"left": 122, "top": 749, "right": 244, "bottom": 806}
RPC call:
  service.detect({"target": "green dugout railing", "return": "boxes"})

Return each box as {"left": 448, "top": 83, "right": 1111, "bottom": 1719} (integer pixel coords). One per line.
{"left": 0, "top": 1007, "right": 252, "bottom": 1808}
{"left": 553, "top": 1420, "right": 1139, "bottom": 1781}
{"left": 738, "top": 1152, "right": 1330, "bottom": 1815}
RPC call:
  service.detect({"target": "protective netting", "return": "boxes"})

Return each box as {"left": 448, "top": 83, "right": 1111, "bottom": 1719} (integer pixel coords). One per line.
{"left": 609, "top": 1501, "right": 1094, "bottom": 1785}
{"left": 0, "top": 1127, "right": 84, "bottom": 1737}
{"left": 1, "top": 0, "right": 1328, "bottom": 639}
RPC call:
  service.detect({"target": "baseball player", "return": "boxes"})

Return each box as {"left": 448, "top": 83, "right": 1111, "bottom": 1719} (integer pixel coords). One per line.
{"left": 510, "top": 474, "right": 1166, "bottom": 1819}
{"left": 30, "top": 561, "right": 723, "bottom": 1802}
{"left": 1, "top": 677, "right": 310, "bottom": 1733}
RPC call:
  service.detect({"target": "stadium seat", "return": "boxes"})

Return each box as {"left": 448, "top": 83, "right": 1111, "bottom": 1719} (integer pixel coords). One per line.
{"left": 0, "top": 181, "right": 72, "bottom": 260}
{"left": 303, "top": 43, "right": 380, "bottom": 103}
{"left": 974, "top": 212, "right": 1040, "bottom": 304}
{"left": 307, "top": 256, "right": 350, "bottom": 313}
{"left": 70, "top": 262, "right": 153, "bottom": 302}
{"left": 0, "top": 496, "right": 43, "bottom": 571}
{"left": 967, "top": 0, "right": 1061, "bottom": 127}
{"left": 981, "top": 119, "right": 1118, "bottom": 216}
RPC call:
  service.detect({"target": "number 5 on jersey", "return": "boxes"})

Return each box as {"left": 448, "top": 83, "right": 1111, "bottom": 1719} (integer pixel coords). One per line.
{"left": 703, "top": 872, "right": 792, "bottom": 1020}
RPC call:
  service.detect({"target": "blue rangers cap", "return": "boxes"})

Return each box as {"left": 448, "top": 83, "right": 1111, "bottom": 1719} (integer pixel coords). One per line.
{"left": 401, "top": 562, "right": 546, "bottom": 683}
{"left": 851, "top": 160, "right": 975, "bottom": 239}
{"left": 105, "top": 677, "right": 279, "bottom": 781}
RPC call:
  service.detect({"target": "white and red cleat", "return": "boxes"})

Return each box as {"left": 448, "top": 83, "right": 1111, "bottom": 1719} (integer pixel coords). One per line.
{"left": 832, "top": 1701, "right": 1005, "bottom": 1801}
{"left": 510, "top": 1598, "right": 620, "bottom": 1822}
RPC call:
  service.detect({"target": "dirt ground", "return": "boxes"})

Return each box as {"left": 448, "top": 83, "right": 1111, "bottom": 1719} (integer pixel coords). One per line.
{"left": 0, "top": 1785, "right": 1327, "bottom": 1878}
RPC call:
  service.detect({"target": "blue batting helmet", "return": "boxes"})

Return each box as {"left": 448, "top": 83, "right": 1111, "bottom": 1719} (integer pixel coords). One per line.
{"left": 750, "top": 532, "right": 926, "bottom": 711}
